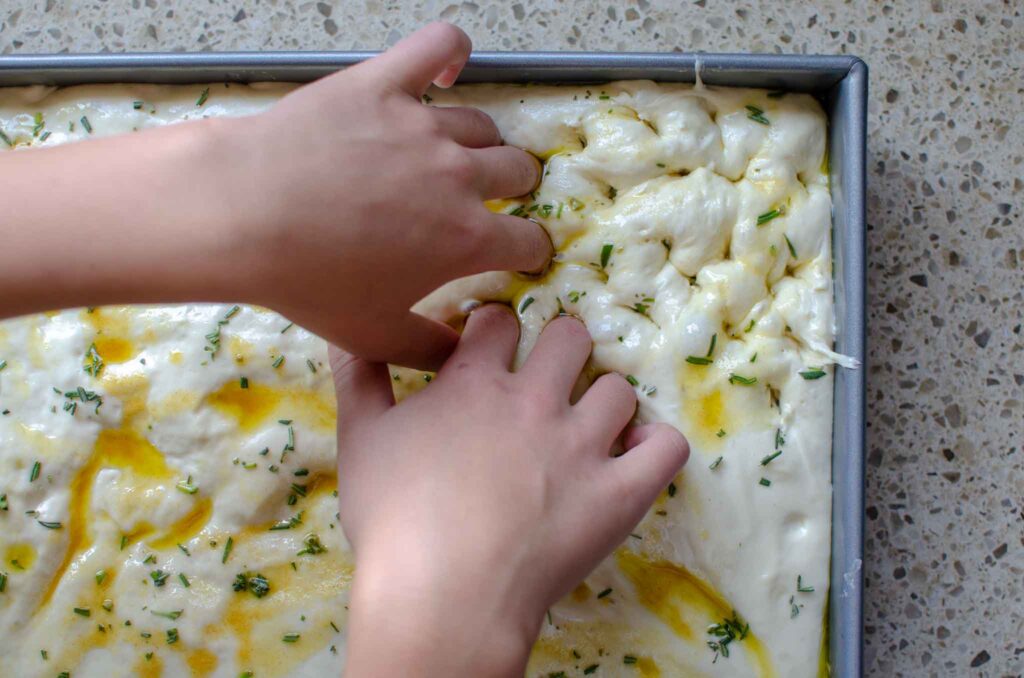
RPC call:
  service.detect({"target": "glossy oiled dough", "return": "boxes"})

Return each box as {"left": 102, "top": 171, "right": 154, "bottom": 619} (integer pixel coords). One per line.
{"left": 0, "top": 80, "right": 840, "bottom": 677}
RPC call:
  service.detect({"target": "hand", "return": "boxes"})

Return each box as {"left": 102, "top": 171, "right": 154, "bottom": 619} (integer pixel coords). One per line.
{"left": 332, "top": 305, "right": 690, "bottom": 677}
{"left": 228, "top": 22, "right": 550, "bottom": 369}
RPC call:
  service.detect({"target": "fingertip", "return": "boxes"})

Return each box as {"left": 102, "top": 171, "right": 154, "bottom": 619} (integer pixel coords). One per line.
{"left": 625, "top": 423, "right": 690, "bottom": 470}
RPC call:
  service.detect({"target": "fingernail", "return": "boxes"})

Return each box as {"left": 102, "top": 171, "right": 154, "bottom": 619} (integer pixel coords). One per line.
{"left": 517, "top": 218, "right": 554, "bottom": 278}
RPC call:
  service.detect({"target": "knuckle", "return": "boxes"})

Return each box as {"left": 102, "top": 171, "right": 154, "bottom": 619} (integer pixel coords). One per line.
{"left": 466, "top": 107, "right": 500, "bottom": 143}
{"left": 441, "top": 146, "right": 476, "bottom": 185}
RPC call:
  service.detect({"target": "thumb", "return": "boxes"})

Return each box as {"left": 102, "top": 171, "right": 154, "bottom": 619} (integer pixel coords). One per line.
{"left": 608, "top": 423, "right": 690, "bottom": 520}
{"left": 329, "top": 345, "right": 395, "bottom": 438}
{"left": 364, "top": 22, "right": 472, "bottom": 97}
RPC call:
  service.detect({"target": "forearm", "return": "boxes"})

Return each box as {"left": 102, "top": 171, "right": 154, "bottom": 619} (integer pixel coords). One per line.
{"left": 0, "top": 118, "right": 260, "bottom": 318}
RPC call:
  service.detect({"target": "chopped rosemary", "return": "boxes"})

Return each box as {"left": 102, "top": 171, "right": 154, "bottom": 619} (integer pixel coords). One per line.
{"left": 151, "top": 609, "right": 182, "bottom": 620}
{"left": 133, "top": 100, "right": 143, "bottom": 110}
{"left": 597, "top": 587, "right": 613, "bottom": 599}
{"left": 204, "top": 305, "right": 240, "bottom": 359}
{"left": 519, "top": 296, "right": 535, "bottom": 313}
{"left": 196, "top": 87, "right": 210, "bottom": 106}
{"left": 270, "top": 511, "right": 304, "bottom": 531}
{"left": 37, "top": 520, "right": 62, "bottom": 529}
{"left": 221, "top": 536, "right": 234, "bottom": 564}
{"left": 150, "top": 569, "right": 169, "bottom": 587}
{"left": 240, "top": 377, "right": 249, "bottom": 389}
{"left": 624, "top": 655, "right": 638, "bottom": 664}
{"left": 0, "top": 130, "right": 12, "bottom": 147}
{"left": 280, "top": 321, "right": 294, "bottom": 333}
{"left": 667, "top": 482, "right": 677, "bottom": 497}
{"left": 745, "top": 105, "right": 769, "bottom": 125}
{"left": 716, "top": 429, "right": 727, "bottom": 438}
{"left": 282, "top": 633, "right": 300, "bottom": 643}
{"left": 756, "top": 206, "right": 786, "bottom": 226}
{"left": 759, "top": 478, "right": 772, "bottom": 487}
{"left": 797, "top": 575, "right": 815, "bottom": 593}
{"left": 625, "top": 375, "right": 639, "bottom": 386}
{"left": 761, "top": 450, "right": 782, "bottom": 466}
{"left": 84, "top": 343, "right": 104, "bottom": 377}
{"left": 272, "top": 355, "right": 285, "bottom": 369}
{"left": 785, "top": 234, "right": 798, "bottom": 258}
{"left": 709, "top": 456, "right": 723, "bottom": 470}
{"left": 0, "top": 359, "right": 6, "bottom": 371}
{"left": 0, "top": 572, "right": 5, "bottom": 593}
{"left": 728, "top": 374, "right": 758, "bottom": 386}
{"left": 166, "top": 628, "right": 179, "bottom": 644}
{"left": 95, "top": 569, "right": 106, "bottom": 585}
{"left": 306, "top": 359, "right": 317, "bottom": 373}
{"left": 73, "top": 607, "right": 91, "bottom": 617}
{"left": 176, "top": 476, "right": 198, "bottom": 495}
{"left": 178, "top": 573, "right": 190, "bottom": 587}
{"left": 29, "top": 461, "right": 40, "bottom": 483}
{"left": 297, "top": 533, "right": 327, "bottom": 556}
{"left": 686, "top": 356, "right": 712, "bottom": 366}
{"left": 600, "top": 243, "right": 613, "bottom": 269}
{"left": 233, "top": 572, "right": 270, "bottom": 598}
{"left": 80, "top": 115, "right": 93, "bottom": 133}
{"left": 706, "top": 611, "right": 749, "bottom": 662}
{"left": 800, "top": 368, "right": 827, "bottom": 380}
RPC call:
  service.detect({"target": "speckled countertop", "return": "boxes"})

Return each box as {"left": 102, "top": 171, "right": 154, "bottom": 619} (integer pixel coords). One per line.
{"left": 2, "top": 1, "right": 1021, "bottom": 676}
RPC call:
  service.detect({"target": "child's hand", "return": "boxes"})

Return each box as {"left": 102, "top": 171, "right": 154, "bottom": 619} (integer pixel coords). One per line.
{"left": 231, "top": 23, "right": 549, "bottom": 370}
{"left": 332, "top": 305, "right": 690, "bottom": 677}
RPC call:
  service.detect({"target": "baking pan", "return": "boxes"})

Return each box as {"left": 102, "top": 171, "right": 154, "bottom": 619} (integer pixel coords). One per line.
{"left": 0, "top": 50, "right": 867, "bottom": 677}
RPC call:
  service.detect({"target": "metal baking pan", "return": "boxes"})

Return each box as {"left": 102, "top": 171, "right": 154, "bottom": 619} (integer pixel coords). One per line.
{"left": 0, "top": 50, "right": 867, "bottom": 677}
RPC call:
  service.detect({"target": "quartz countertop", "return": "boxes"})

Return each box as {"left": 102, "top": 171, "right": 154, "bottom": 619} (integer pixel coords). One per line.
{"left": 2, "top": 1, "right": 1021, "bottom": 676}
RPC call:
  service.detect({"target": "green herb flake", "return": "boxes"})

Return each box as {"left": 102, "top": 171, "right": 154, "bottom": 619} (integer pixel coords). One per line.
{"left": 239, "top": 377, "right": 249, "bottom": 389}
{"left": 0, "top": 572, "right": 6, "bottom": 593}
{"left": 38, "top": 520, "right": 63, "bottom": 529}
{"left": 797, "top": 575, "right": 815, "bottom": 593}
{"left": 150, "top": 569, "right": 169, "bottom": 587}
{"left": 221, "top": 536, "right": 234, "bottom": 564}
{"left": 272, "top": 355, "right": 285, "bottom": 369}
{"left": 29, "top": 461, "right": 41, "bottom": 483}
{"left": 600, "top": 243, "right": 614, "bottom": 269}
{"left": 176, "top": 476, "right": 198, "bottom": 495}
{"left": 519, "top": 296, "right": 535, "bottom": 314}
{"left": 667, "top": 482, "right": 677, "bottom": 498}
{"left": 624, "top": 655, "right": 638, "bottom": 664}
{"left": 151, "top": 609, "right": 182, "bottom": 620}
{"left": 706, "top": 611, "right": 749, "bottom": 662}
{"left": 178, "top": 573, "right": 190, "bottom": 587}
{"left": 80, "top": 116, "right": 93, "bottom": 134}
{"left": 196, "top": 87, "right": 210, "bottom": 107}
{"left": 799, "top": 368, "right": 827, "bottom": 380}
{"left": 584, "top": 665, "right": 599, "bottom": 675}
{"left": 756, "top": 206, "right": 786, "bottom": 226}
{"left": 596, "top": 587, "right": 613, "bottom": 599}
{"left": 282, "top": 633, "right": 301, "bottom": 643}
{"left": 297, "top": 533, "right": 327, "bottom": 557}
{"left": 716, "top": 429, "right": 727, "bottom": 438}
{"left": 73, "top": 607, "right": 91, "bottom": 617}
{"left": 306, "top": 359, "right": 317, "bottom": 374}
{"left": 759, "top": 477, "right": 772, "bottom": 487}
{"left": 686, "top": 356, "right": 712, "bottom": 366}
{"left": 728, "top": 374, "right": 758, "bottom": 386}
{"left": 133, "top": 100, "right": 144, "bottom": 110}
{"left": 625, "top": 375, "right": 639, "bottom": 387}
{"left": 745, "top": 105, "right": 770, "bottom": 125}
{"left": 0, "top": 130, "right": 12, "bottom": 147}
{"left": 95, "top": 569, "right": 106, "bottom": 585}
{"left": 166, "top": 628, "right": 179, "bottom": 644}
{"left": 761, "top": 450, "right": 782, "bottom": 466}
{"left": 784, "top": 234, "right": 798, "bottom": 258}
{"left": 709, "top": 456, "right": 724, "bottom": 470}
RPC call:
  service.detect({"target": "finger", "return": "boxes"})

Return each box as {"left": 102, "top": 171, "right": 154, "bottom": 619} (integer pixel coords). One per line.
{"left": 518, "top": 316, "right": 592, "bottom": 398}
{"left": 460, "top": 209, "right": 553, "bottom": 276}
{"left": 443, "top": 303, "right": 519, "bottom": 373}
{"left": 342, "top": 310, "right": 459, "bottom": 372}
{"left": 431, "top": 106, "right": 502, "bottom": 148}
{"left": 574, "top": 372, "right": 638, "bottom": 445}
{"left": 609, "top": 423, "right": 690, "bottom": 512}
{"left": 366, "top": 22, "right": 472, "bottom": 97}
{"left": 470, "top": 145, "right": 542, "bottom": 199}
{"left": 329, "top": 345, "right": 395, "bottom": 435}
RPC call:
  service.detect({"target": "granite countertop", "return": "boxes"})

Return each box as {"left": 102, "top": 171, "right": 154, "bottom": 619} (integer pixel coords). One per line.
{"left": 1, "top": 1, "right": 1020, "bottom": 676}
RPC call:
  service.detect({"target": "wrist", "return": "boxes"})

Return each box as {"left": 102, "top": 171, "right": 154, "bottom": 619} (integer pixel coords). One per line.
{"left": 345, "top": 555, "right": 538, "bottom": 677}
